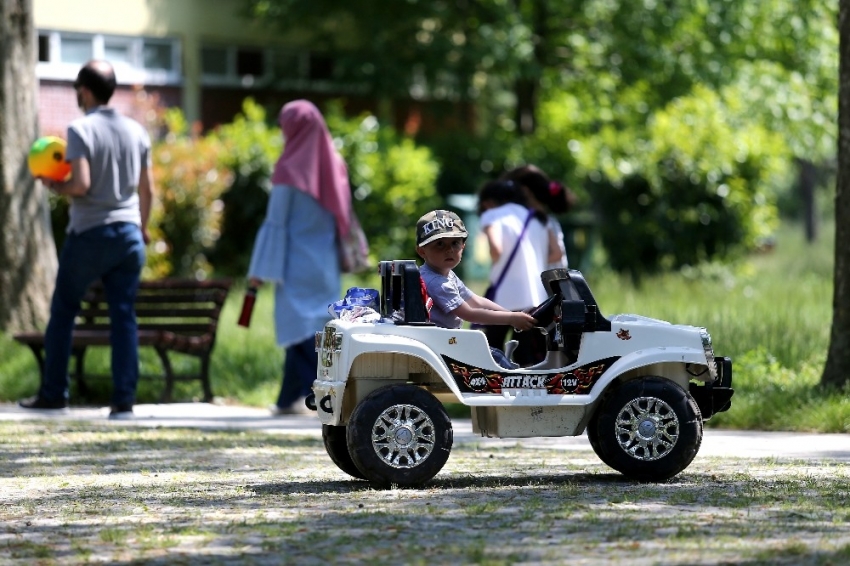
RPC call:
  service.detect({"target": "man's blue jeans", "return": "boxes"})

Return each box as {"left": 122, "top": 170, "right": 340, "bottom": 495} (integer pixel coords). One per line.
{"left": 39, "top": 222, "right": 146, "bottom": 406}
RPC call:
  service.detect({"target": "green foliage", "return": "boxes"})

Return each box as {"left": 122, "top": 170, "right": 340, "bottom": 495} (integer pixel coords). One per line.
{"left": 239, "top": 0, "right": 837, "bottom": 278}
{"left": 324, "top": 102, "right": 441, "bottom": 261}
{"left": 148, "top": 109, "right": 233, "bottom": 279}
{"left": 425, "top": 131, "right": 512, "bottom": 198}
{"left": 588, "top": 220, "right": 839, "bottom": 431}
{"left": 48, "top": 194, "right": 69, "bottom": 251}
{"left": 2, "top": 220, "right": 843, "bottom": 431}
{"left": 565, "top": 86, "right": 790, "bottom": 279}
{"left": 198, "top": 98, "right": 440, "bottom": 274}
{"left": 207, "top": 99, "right": 282, "bottom": 276}
{"left": 241, "top": 0, "right": 527, "bottom": 100}
{"left": 1, "top": 221, "right": 844, "bottom": 431}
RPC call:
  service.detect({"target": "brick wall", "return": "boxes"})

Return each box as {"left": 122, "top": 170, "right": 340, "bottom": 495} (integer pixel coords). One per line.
{"left": 37, "top": 81, "right": 182, "bottom": 137}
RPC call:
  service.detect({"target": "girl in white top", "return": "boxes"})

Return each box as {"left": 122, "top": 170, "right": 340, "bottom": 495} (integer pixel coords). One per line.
{"left": 479, "top": 200, "right": 549, "bottom": 310}
{"left": 501, "top": 165, "right": 577, "bottom": 270}
{"left": 477, "top": 180, "right": 550, "bottom": 362}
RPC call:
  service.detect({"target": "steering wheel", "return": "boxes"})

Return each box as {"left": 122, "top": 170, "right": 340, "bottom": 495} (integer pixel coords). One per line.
{"left": 528, "top": 293, "right": 559, "bottom": 327}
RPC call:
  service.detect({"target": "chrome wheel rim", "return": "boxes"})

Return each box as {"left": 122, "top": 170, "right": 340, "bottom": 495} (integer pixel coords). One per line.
{"left": 371, "top": 404, "right": 435, "bottom": 469}
{"left": 615, "top": 396, "right": 679, "bottom": 461}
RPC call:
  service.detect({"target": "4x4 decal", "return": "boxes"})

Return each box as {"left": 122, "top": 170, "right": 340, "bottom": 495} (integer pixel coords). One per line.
{"left": 444, "top": 355, "right": 620, "bottom": 395}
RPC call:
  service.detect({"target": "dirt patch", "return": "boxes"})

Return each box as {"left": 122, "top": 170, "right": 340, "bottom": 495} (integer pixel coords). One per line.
{"left": 2, "top": 421, "right": 849, "bottom": 565}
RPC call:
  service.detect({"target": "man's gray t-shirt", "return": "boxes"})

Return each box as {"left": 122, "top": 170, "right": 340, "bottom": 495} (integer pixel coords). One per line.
{"left": 64, "top": 106, "right": 151, "bottom": 234}
{"left": 419, "top": 263, "right": 474, "bottom": 329}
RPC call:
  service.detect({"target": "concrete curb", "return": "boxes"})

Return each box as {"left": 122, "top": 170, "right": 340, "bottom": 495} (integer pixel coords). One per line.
{"left": 2, "top": 402, "right": 849, "bottom": 461}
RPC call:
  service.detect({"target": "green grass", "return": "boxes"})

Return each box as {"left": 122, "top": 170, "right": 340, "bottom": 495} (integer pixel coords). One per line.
{"left": 584, "top": 220, "right": 841, "bottom": 432}
{"left": 1, "top": 219, "right": 845, "bottom": 431}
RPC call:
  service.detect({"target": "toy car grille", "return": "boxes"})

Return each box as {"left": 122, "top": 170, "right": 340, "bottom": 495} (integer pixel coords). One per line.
{"left": 316, "top": 326, "right": 342, "bottom": 367}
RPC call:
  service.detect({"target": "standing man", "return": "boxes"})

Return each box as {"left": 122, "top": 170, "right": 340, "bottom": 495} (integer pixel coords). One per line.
{"left": 19, "top": 60, "right": 154, "bottom": 419}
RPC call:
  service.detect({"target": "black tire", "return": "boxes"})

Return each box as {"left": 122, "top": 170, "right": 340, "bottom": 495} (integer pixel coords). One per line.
{"left": 586, "top": 409, "right": 617, "bottom": 470}
{"left": 347, "top": 384, "right": 453, "bottom": 488}
{"left": 589, "top": 377, "right": 703, "bottom": 481}
{"left": 322, "top": 425, "right": 366, "bottom": 480}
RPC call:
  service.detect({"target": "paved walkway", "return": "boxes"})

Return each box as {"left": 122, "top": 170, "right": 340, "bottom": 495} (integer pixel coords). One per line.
{"left": 2, "top": 402, "right": 849, "bottom": 461}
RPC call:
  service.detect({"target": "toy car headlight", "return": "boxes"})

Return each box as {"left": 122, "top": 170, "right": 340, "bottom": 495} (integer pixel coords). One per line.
{"left": 700, "top": 329, "right": 718, "bottom": 381}
{"left": 316, "top": 326, "right": 343, "bottom": 368}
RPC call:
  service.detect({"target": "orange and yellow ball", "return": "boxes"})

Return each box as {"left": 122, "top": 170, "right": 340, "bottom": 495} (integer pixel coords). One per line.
{"left": 28, "top": 136, "right": 71, "bottom": 182}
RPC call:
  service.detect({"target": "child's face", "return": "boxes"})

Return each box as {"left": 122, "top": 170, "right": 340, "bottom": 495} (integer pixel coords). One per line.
{"left": 417, "top": 237, "right": 466, "bottom": 275}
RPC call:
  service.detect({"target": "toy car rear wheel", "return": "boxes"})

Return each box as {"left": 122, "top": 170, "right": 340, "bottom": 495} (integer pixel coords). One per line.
{"left": 322, "top": 425, "right": 366, "bottom": 480}
{"left": 589, "top": 377, "right": 703, "bottom": 481}
{"left": 347, "top": 384, "right": 453, "bottom": 488}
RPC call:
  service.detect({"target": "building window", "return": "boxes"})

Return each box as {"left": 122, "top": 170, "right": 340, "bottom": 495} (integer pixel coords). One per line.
{"left": 308, "top": 54, "right": 335, "bottom": 81}
{"left": 201, "top": 45, "right": 274, "bottom": 86}
{"left": 199, "top": 44, "right": 346, "bottom": 91}
{"left": 144, "top": 42, "right": 175, "bottom": 71}
{"left": 272, "top": 50, "right": 302, "bottom": 79}
{"left": 38, "top": 35, "right": 50, "bottom": 63}
{"left": 201, "top": 47, "right": 229, "bottom": 76}
{"left": 236, "top": 49, "right": 264, "bottom": 77}
{"left": 36, "top": 31, "right": 181, "bottom": 85}
{"left": 60, "top": 37, "right": 92, "bottom": 65}
{"left": 203, "top": 46, "right": 268, "bottom": 79}
{"left": 103, "top": 37, "right": 132, "bottom": 65}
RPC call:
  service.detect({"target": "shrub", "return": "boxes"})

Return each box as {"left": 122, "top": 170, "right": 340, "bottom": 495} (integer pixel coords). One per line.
{"left": 324, "top": 102, "right": 441, "bottom": 262}
{"left": 207, "top": 99, "right": 441, "bottom": 273}
{"left": 147, "top": 109, "right": 233, "bottom": 279}
{"left": 564, "top": 85, "right": 789, "bottom": 280}
{"left": 207, "top": 99, "right": 282, "bottom": 276}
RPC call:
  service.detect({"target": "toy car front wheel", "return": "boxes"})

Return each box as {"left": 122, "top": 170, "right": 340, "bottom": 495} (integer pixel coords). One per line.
{"left": 322, "top": 425, "right": 366, "bottom": 480}
{"left": 589, "top": 377, "right": 703, "bottom": 481}
{"left": 347, "top": 384, "right": 453, "bottom": 488}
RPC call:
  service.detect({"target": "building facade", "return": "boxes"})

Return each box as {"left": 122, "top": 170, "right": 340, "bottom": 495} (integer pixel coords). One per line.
{"left": 34, "top": 0, "right": 361, "bottom": 135}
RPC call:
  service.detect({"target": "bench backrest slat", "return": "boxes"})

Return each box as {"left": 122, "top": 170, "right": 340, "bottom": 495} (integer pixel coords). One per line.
{"left": 80, "top": 307, "right": 223, "bottom": 319}
{"left": 76, "top": 278, "right": 232, "bottom": 338}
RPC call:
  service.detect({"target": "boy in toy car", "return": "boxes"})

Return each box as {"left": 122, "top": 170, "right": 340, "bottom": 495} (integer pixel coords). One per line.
{"left": 415, "top": 210, "right": 537, "bottom": 368}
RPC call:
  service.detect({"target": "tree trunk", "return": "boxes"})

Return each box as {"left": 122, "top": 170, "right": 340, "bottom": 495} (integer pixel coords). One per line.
{"left": 796, "top": 157, "right": 818, "bottom": 242}
{"left": 514, "top": 78, "right": 538, "bottom": 136}
{"left": 0, "top": 0, "right": 57, "bottom": 333}
{"left": 512, "top": 0, "right": 549, "bottom": 136}
{"left": 822, "top": 0, "right": 850, "bottom": 387}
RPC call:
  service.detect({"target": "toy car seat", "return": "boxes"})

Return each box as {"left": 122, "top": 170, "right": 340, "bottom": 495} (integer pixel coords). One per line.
{"left": 378, "top": 260, "right": 432, "bottom": 325}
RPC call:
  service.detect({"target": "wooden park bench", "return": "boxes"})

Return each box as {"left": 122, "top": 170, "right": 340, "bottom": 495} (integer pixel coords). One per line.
{"left": 14, "top": 278, "right": 232, "bottom": 403}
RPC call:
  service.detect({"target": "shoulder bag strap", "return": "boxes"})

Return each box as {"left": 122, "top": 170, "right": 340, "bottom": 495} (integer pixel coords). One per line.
{"left": 489, "top": 209, "right": 536, "bottom": 296}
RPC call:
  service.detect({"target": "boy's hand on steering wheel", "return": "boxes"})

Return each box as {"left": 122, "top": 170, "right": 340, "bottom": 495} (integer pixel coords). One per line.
{"left": 512, "top": 311, "right": 537, "bottom": 331}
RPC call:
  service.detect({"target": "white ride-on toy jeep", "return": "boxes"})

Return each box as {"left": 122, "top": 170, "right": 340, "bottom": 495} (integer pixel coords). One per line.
{"left": 312, "top": 260, "right": 733, "bottom": 488}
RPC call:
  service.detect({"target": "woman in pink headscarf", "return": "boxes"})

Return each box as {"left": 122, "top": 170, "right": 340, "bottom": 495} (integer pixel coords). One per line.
{"left": 248, "top": 100, "right": 351, "bottom": 415}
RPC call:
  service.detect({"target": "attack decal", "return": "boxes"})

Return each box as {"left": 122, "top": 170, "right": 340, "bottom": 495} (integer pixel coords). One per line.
{"left": 443, "top": 356, "right": 620, "bottom": 395}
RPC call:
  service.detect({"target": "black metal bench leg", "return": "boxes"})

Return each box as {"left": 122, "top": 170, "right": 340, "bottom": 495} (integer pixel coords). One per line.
{"left": 200, "top": 354, "right": 213, "bottom": 403}
{"left": 72, "top": 346, "right": 90, "bottom": 400}
{"left": 27, "top": 345, "right": 46, "bottom": 387}
{"left": 154, "top": 346, "right": 175, "bottom": 403}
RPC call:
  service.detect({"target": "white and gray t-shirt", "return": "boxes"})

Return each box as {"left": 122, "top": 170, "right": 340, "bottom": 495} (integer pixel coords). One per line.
{"left": 65, "top": 106, "right": 151, "bottom": 234}
{"left": 419, "top": 263, "right": 474, "bottom": 329}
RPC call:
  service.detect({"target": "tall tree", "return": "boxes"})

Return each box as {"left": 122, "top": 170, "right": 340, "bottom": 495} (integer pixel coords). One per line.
{"left": 821, "top": 0, "right": 850, "bottom": 388}
{"left": 241, "top": 0, "right": 546, "bottom": 124}
{"left": 0, "top": 0, "right": 57, "bottom": 332}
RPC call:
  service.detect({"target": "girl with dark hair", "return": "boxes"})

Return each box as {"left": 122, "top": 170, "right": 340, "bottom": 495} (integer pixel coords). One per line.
{"left": 501, "top": 165, "right": 577, "bottom": 269}
{"left": 476, "top": 179, "right": 550, "bottom": 364}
